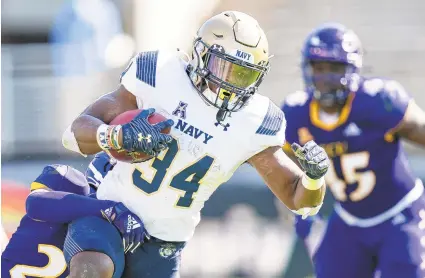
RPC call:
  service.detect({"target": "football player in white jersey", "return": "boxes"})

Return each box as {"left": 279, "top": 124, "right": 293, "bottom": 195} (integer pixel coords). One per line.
{"left": 62, "top": 11, "right": 330, "bottom": 278}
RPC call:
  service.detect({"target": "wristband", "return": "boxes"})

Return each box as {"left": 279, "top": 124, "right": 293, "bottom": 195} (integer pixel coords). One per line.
{"left": 110, "top": 125, "right": 122, "bottom": 150}
{"left": 97, "top": 124, "right": 121, "bottom": 150}
{"left": 302, "top": 175, "right": 325, "bottom": 190}
{"left": 97, "top": 124, "right": 110, "bottom": 150}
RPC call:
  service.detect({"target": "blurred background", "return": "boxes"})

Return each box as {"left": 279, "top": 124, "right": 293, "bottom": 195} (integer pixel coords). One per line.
{"left": 2, "top": 0, "right": 425, "bottom": 277}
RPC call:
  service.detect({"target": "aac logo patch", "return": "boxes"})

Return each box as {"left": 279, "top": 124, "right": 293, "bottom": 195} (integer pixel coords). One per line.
{"left": 172, "top": 101, "right": 214, "bottom": 144}
{"left": 172, "top": 101, "right": 188, "bottom": 119}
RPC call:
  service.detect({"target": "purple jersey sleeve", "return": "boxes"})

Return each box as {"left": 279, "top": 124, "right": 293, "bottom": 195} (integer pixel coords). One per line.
{"left": 363, "top": 79, "right": 411, "bottom": 139}
{"left": 281, "top": 100, "right": 303, "bottom": 150}
{"left": 26, "top": 165, "right": 116, "bottom": 223}
{"left": 282, "top": 105, "right": 298, "bottom": 143}
{"left": 25, "top": 191, "right": 115, "bottom": 223}
{"left": 30, "top": 164, "right": 89, "bottom": 195}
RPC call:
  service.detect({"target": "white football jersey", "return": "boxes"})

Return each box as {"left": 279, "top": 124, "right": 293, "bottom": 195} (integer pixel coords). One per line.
{"left": 96, "top": 50, "right": 286, "bottom": 241}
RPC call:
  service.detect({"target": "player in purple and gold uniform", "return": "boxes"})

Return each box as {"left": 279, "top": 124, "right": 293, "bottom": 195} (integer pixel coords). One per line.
{"left": 1, "top": 160, "right": 145, "bottom": 278}
{"left": 283, "top": 23, "right": 425, "bottom": 278}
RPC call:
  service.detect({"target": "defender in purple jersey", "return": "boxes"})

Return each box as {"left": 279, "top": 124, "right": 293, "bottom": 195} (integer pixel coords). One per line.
{"left": 1, "top": 162, "right": 145, "bottom": 278}
{"left": 282, "top": 23, "right": 425, "bottom": 278}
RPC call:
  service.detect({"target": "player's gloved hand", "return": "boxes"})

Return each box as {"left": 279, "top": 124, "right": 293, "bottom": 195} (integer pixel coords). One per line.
{"left": 86, "top": 152, "right": 116, "bottom": 188}
{"left": 291, "top": 141, "right": 330, "bottom": 180}
{"left": 121, "top": 108, "right": 174, "bottom": 156}
{"left": 101, "top": 202, "right": 149, "bottom": 253}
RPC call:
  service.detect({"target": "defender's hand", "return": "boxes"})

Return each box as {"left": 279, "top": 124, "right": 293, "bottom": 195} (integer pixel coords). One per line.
{"left": 101, "top": 203, "right": 149, "bottom": 253}
{"left": 121, "top": 108, "right": 174, "bottom": 156}
{"left": 291, "top": 141, "right": 329, "bottom": 180}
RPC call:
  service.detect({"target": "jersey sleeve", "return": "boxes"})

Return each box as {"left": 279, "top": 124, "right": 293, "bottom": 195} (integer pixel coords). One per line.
{"left": 30, "top": 165, "right": 89, "bottom": 196}
{"left": 281, "top": 92, "right": 309, "bottom": 152}
{"left": 120, "top": 51, "right": 160, "bottom": 103}
{"left": 120, "top": 50, "right": 183, "bottom": 107}
{"left": 246, "top": 99, "right": 287, "bottom": 158}
{"left": 363, "top": 79, "right": 412, "bottom": 141}
{"left": 281, "top": 101, "right": 302, "bottom": 152}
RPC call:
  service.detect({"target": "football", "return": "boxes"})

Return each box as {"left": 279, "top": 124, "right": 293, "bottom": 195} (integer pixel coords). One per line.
{"left": 107, "top": 109, "right": 171, "bottom": 163}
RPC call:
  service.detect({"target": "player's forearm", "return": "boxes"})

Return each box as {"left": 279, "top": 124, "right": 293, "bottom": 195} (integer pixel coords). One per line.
{"left": 404, "top": 126, "right": 425, "bottom": 146}
{"left": 71, "top": 115, "right": 109, "bottom": 155}
{"left": 271, "top": 173, "right": 325, "bottom": 210}
{"left": 292, "top": 175, "right": 326, "bottom": 209}
{"left": 62, "top": 87, "right": 137, "bottom": 155}
{"left": 26, "top": 191, "right": 116, "bottom": 223}
{"left": 399, "top": 121, "right": 425, "bottom": 146}
{"left": 64, "top": 114, "right": 125, "bottom": 155}
{"left": 396, "top": 101, "right": 425, "bottom": 146}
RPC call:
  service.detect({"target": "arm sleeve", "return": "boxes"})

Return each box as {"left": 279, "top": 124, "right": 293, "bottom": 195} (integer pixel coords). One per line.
{"left": 26, "top": 190, "right": 116, "bottom": 223}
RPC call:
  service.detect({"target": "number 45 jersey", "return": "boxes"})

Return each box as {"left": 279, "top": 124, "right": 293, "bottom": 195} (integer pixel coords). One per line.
{"left": 282, "top": 78, "right": 423, "bottom": 220}
{"left": 96, "top": 50, "right": 286, "bottom": 242}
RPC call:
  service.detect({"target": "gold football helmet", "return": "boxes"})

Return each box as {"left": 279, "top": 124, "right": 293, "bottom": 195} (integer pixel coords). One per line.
{"left": 189, "top": 11, "right": 271, "bottom": 122}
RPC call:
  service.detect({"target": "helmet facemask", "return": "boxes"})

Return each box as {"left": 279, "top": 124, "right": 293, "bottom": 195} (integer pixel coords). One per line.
{"left": 304, "top": 60, "right": 360, "bottom": 108}
{"left": 190, "top": 37, "right": 270, "bottom": 123}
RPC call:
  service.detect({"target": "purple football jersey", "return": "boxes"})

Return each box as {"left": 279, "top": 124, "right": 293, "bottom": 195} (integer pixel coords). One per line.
{"left": 282, "top": 78, "right": 416, "bottom": 218}
{"left": 1, "top": 165, "right": 90, "bottom": 278}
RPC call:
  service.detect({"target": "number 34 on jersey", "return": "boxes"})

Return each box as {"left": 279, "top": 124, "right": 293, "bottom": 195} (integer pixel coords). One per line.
{"left": 132, "top": 138, "right": 215, "bottom": 208}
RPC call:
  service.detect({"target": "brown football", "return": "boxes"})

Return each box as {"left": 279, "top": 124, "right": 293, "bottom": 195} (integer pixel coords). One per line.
{"left": 107, "top": 109, "right": 171, "bottom": 163}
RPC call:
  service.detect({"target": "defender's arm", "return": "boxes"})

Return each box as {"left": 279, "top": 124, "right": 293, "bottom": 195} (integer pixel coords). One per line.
{"left": 248, "top": 146, "right": 326, "bottom": 211}
{"left": 26, "top": 189, "right": 147, "bottom": 252}
{"left": 26, "top": 189, "right": 116, "bottom": 223}
{"left": 392, "top": 101, "right": 425, "bottom": 146}
{"left": 63, "top": 85, "right": 138, "bottom": 155}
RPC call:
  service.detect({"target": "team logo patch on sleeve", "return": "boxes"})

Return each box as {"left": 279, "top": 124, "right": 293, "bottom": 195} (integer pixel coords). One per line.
{"left": 136, "top": 51, "right": 159, "bottom": 87}
{"left": 256, "top": 100, "right": 285, "bottom": 136}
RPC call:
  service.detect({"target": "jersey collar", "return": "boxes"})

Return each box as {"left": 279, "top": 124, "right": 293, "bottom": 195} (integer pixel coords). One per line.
{"left": 309, "top": 92, "right": 355, "bottom": 131}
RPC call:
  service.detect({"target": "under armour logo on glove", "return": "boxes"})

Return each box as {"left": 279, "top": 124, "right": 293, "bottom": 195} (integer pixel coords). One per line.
{"left": 121, "top": 108, "right": 174, "bottom": 156}
{"left": 137, "top": 133, "right": 152, "bottom": 143}
{"left": 101, "top": 203, "right": 149, "bottom": 253}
